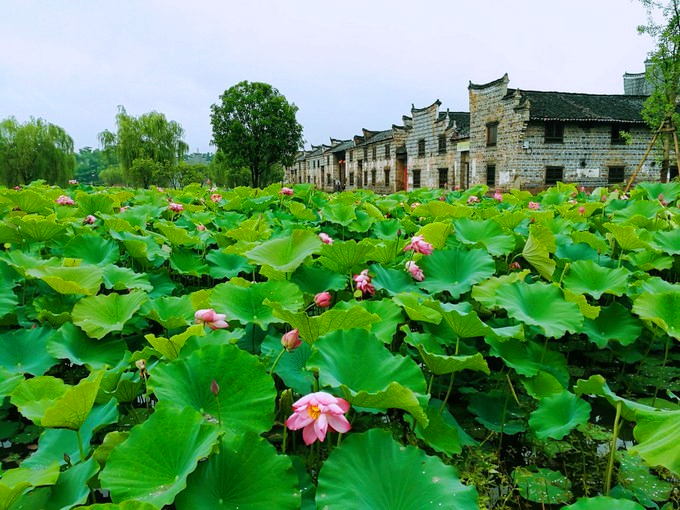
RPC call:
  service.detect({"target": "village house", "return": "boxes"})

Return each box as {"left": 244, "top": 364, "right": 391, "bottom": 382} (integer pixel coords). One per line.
{"left": 468, "top": 74, "right": 656, "bottom": 190}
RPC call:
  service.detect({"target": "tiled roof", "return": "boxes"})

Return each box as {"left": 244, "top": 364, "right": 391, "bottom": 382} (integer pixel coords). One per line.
{"left": 354, "top": 129, "right": 393, "bottom": 147}
{"left": 510, "top": 90, "right": 648, "bottom": 124}
{"left": 329, "top": 139, "right": 354, "bottom": 153}
{"left": 443, "top": 112, "right": 470, "bottom": 137}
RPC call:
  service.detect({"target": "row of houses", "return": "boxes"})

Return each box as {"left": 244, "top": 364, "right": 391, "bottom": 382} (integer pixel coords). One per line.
{"left": 285, "top": 71, "right": 675, "bottom": 192}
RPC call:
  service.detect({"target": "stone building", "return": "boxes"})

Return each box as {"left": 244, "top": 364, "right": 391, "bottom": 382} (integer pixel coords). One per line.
{"left": 404, "top": 100, "right": 470, "bottom": 190}
{"left": 468, "top": 74, "right": 655, "bottom": 190}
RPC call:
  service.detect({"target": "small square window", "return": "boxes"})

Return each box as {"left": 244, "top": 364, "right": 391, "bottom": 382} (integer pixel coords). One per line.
{"left": 384, "top": 143, "right": 390, "bottom": 158}
{"left": 611, "top": 124, "right": 630, "bottom": 145}
{"left": 418, "top": 139, "right": 426, "bottom": 157}
{"left": 545, "top": 122, "right": 564, "bottom": 143}
{"left": 349, "top": 150, "right": 353, "bottom": 162}
{"left": 486, "top": 165, "right": 496, "bottom": 187}
{"left": 413, "top": 169, "right": 421, "bottom": 188}
{"left": 371, "top": 170, "right": 376, "bottom": 186}
{"left": 364, "top": 171, "right": 368, "bottom": 186}
{"left": 486, "top": 123, "right": 498, "bottom": 147}
{"left": 608, "top": 166, "right": 625, "bottom": 184}
{"left": 384, "top": 168, "right": 390, "bottom": 184}
{"left": 372, "top": 146, "right": 377, "bottom": 160}
{"left": 438, "top": 135, "right": 447, "bottom": 154}
{"left": 363, "top": 147, "right": 368, "bottom": 160}
{"left": 349, "top": 172, "right": 354, "bottom": 186}
{"left": 438, "top": 168, "right": 448, "bottom": 188}
{"left": 545, "top": 166, "right": 563, "bottom": 185}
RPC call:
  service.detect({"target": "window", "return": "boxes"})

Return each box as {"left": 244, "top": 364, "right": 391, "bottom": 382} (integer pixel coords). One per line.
{"left": 384, "top": 168, "right": 390, "bottom": 184}
{"left": 384, "top": 143, "right": 390, "bottom": 158}
{"left": 371, "top": 170, "right": 376, "bottom": 186}
{"left": 349, "top": 172, "right": 354, "bottom": 186}
{"left": 363, "top": 147, "right": 368, "bottom": 160}
{"left": 486, "top": 123, "right": 498, "bottom": 147}
{"left": 544, "top": 122, "right": 564, "bottom": 143}
{"left": 608, "top": 166, "right": 625, "bottom": 184}
{"left": 438, "top": 168, "right": 448, "bottom": 188}
{"left": 327, "top": 173, "right": 332, "bottom": 186}
{"left": 413, "top": 169, "right": 421, "bottom": 188}
{"left": 327, "top": 156, "right": 330, "bottom": 165}
{"left": 349, "top": 150, "right": 353, "bottom": 162}
{"left": 364, "top": 171, "right": 368, "bottom": 186}
{"left": 486, "top": 165, "right": 496, "bottom": 187}
{"left": 545, "top": 166, "right": 564, "bottom": 185}
{"left": 418, "top": 139, "right": 426, "bottom": 157}
{"left": 372, "top": 146, "right": 377, "bottom": 160}
{"left": 438, "top": 135, "right": 447, "bottom": 154}
{"left": 611, "top": 124, "right": 630, "bottom": 145}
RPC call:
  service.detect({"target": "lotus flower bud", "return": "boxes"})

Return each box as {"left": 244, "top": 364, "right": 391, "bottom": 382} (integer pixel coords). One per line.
{"left": 314, "top": 291, "right": 332, "bottom": 308}
{"left": 281, "top": 329, "right": 302, "bottom": 351}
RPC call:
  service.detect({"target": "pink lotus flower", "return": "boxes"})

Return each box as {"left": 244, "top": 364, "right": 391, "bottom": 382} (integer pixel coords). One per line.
{"left": 168, "top": 202, "right": 184, "bottom": 212}
{"left": 509, "top": 261, "right": 521, "bottom": 271}
{"left": 279, "top": 187, "right": 294, "bottom": 196}
{"left": 14, "top": 186, "right": 21, "bottom": 191}
{"left": 197, "top": 223, "right": 206, "bottom": 231}
{"left": 438, "top": 195, "right": 446, "bottom": 201}
{"left": 157, "top": 187, "right": 164, "bottom": 193}
{"left": 493, "top": 191, "right": 503, "bottom": 201}
{"left": 579, "top": 186, "right": 586, "bottom": 193}
{"left": 454, "top": 185, "right": 461, "bottom": 191}
{"left": 658, "top": 193, "right": 667, "bottom": 206}
{"left": 600, "top": 194, "right": 608, "bottom": 203}
{"left": 528, "top": 201, "right": 540, "bottom": 210}
{"left": 210, "top": 193, "right": 222, "bottom": 203}
{"left": 285, "top": 391, "right": 351, "bottom": 445}
{"left": 405, "top": 261, "right": 424, "bottom": 281}
{"left": 578, "top": 206, "right": 586, "bottom": 216}
{"left": 467, "top": 195, "right": 479, "bottom": 204}
{"left": 68, "top": 179, "right": 78, "bottom": 185}
{"left": 404, "top": 235, "right": 433, "bottom": 255}
{"left": 410, "top": 202, "right": 420, "bottom": 209}
{"left": 314, "top": 292, "right": 332, "bottom": 308}
{"left": 319, "top": 232, "right": 333, "bottom": 245}
{"left": 353, "top": 269, "right": 375, "bottom": 295}
{"left": 621, "top": 194, "right": 629, "bottom": 200}
{"left": 194, "top": 309, "right": 229, "bottom": 330}
{"left": 84, "top": 215, "right": 96, "bottom": 224}
{"left": 120, "top": 206, "right": 128, "bottom": 213}
{"left": 56, "top": 195, "right": 74, "bottom": 205}
{"left": 281, "top": 329, "right": 302, "bottom": 351}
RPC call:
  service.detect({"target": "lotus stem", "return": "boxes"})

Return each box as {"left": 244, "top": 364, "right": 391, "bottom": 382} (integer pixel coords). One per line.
{"left": 215, "top": 395, "right": 222, "bottom": 428}
{"left": 439, "top": 373, "right": 455, "bottom": 413}
{"left": 76, "top": 429, "right": 86, "bottom": 462}
{"left": 604, "top": 401, "right": 622, "bottom": 495}
{"left": 270, "top": 347, "right": 286, "bottom": 374}
{"left": 652, "top": 336, "right": 671, "bottom": 407}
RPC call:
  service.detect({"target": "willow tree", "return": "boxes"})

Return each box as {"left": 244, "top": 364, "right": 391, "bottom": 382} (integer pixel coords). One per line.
{"left": 98, "top": 106, "right": 189, "bottom": 188}
{"left": 210, "top": 81, "right": 303, "bottom": 188}
{"left": 639, "top": 0, "right": 680, "bottom": 181}
{"left": 0, "top": 117, "right": 75, "bottom": 186}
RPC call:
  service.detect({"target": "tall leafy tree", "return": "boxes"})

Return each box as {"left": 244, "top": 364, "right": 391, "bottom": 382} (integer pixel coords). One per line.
{"left": 0, "top": 116, "right": 75, "bottom": 186}
{"left": 210, "top": 81, "right": 303, "bottom": 188}
{"left": 75, "top": 146, "right": 116, "bottom": 184}
{"left": 639, "top": 0, "right": 680, "bottom": 179}
{"left": 98, "top": 106, "right": 189, "bottom": 188}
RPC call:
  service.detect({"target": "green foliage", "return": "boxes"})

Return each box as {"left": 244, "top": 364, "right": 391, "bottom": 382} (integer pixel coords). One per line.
{"left": 0, "top": 116, "right": 75, "bottom": 185}
{"left": 211, "top": 81, "right": 303, "bottom": 187}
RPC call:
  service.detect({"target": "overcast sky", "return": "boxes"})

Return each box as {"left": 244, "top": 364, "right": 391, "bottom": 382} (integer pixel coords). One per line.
{"left": 1, "top": 0, "right": 653, "bottom": 153}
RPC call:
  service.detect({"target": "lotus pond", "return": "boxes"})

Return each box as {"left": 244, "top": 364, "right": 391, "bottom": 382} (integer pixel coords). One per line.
{"left": 0, "top": 180, "right": 678, "bottom": 509}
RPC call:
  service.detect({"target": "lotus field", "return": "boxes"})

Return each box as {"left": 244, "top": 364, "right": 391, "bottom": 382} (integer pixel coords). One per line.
{"left": 1, "top": 180, "right": 679, "bottom": 509}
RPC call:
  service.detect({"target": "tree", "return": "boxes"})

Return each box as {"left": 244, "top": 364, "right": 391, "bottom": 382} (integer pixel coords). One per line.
{"left": 75, "top": 146, "right": 115, "bottom": 184}
{"left": 0, "top": 116, "right": 75, "bottom": 186}
{"left": 210, "top": 81, "right": 303, "bottom": 188}
{"left": 639, "top": 0, "right": 680, "bottom": 181}
{"left": 98, "top": 106, "right": 189, "bottom": 188}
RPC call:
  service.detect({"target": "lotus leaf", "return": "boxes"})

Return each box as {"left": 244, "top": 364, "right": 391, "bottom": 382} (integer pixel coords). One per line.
{"left": 72, "top": 291, "right": 148, "bottom": 340}
{"left": 486, "top": 337, "right": 569, "bottom": 387}
{"left": 522, "top": 225, "right": 556, "bottom": 280}
{"left": 563, "top": 496, "right": 644, "bottom": 510}
{"left": 528, "top": 391, "right": 591, "bottom": 439}
{"left": 633, "top": 291, "right": 680, "bottom": 340}
{"left": 453, "top": 218, "right": 515, "bottom": 256}
{"left": 563, "top": 260, "right": 630, "bottom": 299}
{"left": 205, "top": 250, "right": 253, "bottom": 279}
{"left": 418, "top": 247, "right": 495, "bottom": 298}
{"left": 244, "top": 229, "right": 321, "bottom": 273}
{"left": 63, "top": 235, "right": 120, "bottom": 265}
{"left": 26, "top": 266, "right": 104, "bottom": 296}
{"left": 629, "top": 409, "right": 680, "bottom": 475}
{"left": 48, "top": 323, "right": 127, "bottom": 370}
{"left": 0, "top": 327, "right": 59, "bottom": 375}
{"left": 318, "top": 239, "right": 373, "bottom": 274}
{"left": 512, "top": 467, "right": 572, "bottom": 505}
{"left": 581, "top": 302, "right": 643, "bottom": 348}
{"left": 370, "top": 264, "right": 423, "bottom": 296}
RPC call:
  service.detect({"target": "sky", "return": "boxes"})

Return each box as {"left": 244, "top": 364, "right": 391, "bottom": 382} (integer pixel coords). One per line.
{"left": 0, "top": 0, "right": 654, "bottom": 154}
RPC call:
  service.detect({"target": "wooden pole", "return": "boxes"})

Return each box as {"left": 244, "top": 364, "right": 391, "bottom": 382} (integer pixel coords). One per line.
{"left": 672, "top": 126, "right": 680, "bottom": 178}
{"left": 624, "top": 130, "right": 661, "bottom": 194}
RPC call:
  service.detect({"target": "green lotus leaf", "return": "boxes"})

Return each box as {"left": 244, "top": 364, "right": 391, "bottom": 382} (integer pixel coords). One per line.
{"left": 453, "top": 218, "right": 515, "bottom": 256}
{"left": 101, "top": 265, "right": 153, "bottom": 292}
{"left": 626, "top": 249, "right": 674, "bottom": 271}
{"left": 563, "top": 260, "right": 630, "bottom": 299}
{"left": 409, "top": 399, "right": 477, "bottom": 456}
{"left": 563, "top": 496, "right": 645, "bottom": 510}
{"left": 629, "top": 409, "right": 680, "bottom": 475}
{"left": 270, "top": 302, "right": 379, "bottom": 344}
{"left": 12, "top": 190, "right": 54, "bottom": 214}
{"left": 151, "top": 344, "right": 276, "bottom": 436}
{"left": 76, "top": 191, "right": 115, "bottom": 215}
{"left": 77, "top": 502, "right": 159, "bottom": 510}
{"left": 0, "top": 463, "right": 60, "bottom": 509}
{"left": 574, "top": 375, "right": 655, "bottom": 422}
{"left": 145, "top": 324, "right": 205, "bottom": 360}
{"left": 140, "top": 294, "right": 194, "bottom": 330}
{"left": 391, "top": 293, "right": 442, "bottom": 323}
{"left": 0, "top": 327, "right": 59, "bottom": 375}
{"left": 72, "top": 290, "right": 148, "bottom": 340}
{"left": 417, "top": 248, "right": 495, "bottom": 298}
{"left": 371, "top": 218, "right": 401, "bottom": 239}
{"left": 169, "top": 248, "right": 210, "bottom": 276}
{"left": 570, "top": 231, "right": 609, "bottom": 253}
{"left": 370, "top": 264, "right": 422, "bottom": 296}
{"left": 175, "top": 432, "right": 300, "bottom": 510}
{"left": 416, "top": 221, "right": 452, "bottom": 249}
{"left": 321, "top": 201, "right": 357, "bottom": 226}
{"left": 470, "top": 271, "right": 530, "bottom": 310}
{"left": 495, "top": 281, "right": 583, "bottom": 338}
{"left": 633, "top": 291, "right": 680, "bottom": 340}
{"left": 210, "top": 280, "right": 303, "bottom": 330}
{"left": 316, "top": 429, "right": 478, "bottom": 510}
{"left": 333, "top": 298, "right": 403, "bottom": 344}
{"left": 23, "top": 399, "right": 119, "bottom": 468}
{"left": 651, "top": 228, "right": 680, "bottom": 255}
{"left": 616, "top": 451, "right": 674, "bottom": 505}
{"left": 486, "top": 337, "right": 569, "bottom": 387}
{"left": 0, "top": 482, "right": 31, "bottom": 510}
{"left": 0, "top": 366, "right": 23, "bottom": 398}
{"left": 308, "top": 330, "right": 429, "bottom": 424}
{"left": 318, "top": 239, "right": 374, "bottom": 274}
{"left": 603, "top": 223, "right": 651, "bottom": 251}
{"left": 511, "top": 467, "right": 572, "bottom": 505}
{"left": 261, "top": 334, "right": 314, "bottom": 394}
{"left": 412, "top": 201, "right": 471, "bottom": 220}
{"left": 12, "top": 215, "right": 67, "bottom": 243}
{"left": 11, "top": 376, "right": 68, "bottom": 425}
{"left": 26, "top": 266, "right": 104, "bottom": 296}
{"left": 244, "top": 229, "right": 321, "bottom": 273}
{"left": 366, "top": 239, "right": 402, "bottom": 264}
{"left": 205, "top": 251, "right": 253, "bottom": 280}
{"left": 522, "top": 225, "right": 556, "bottom": 280}
{"left": 528, "top": 391, "right": 591, "bottom": 440}
{"left": 287, "top": 200, "right": 317, "bottom": 221}
{"left": 581, "top": 302, "right": 643, "bottom": 348}
{"left": 20, "top": 457, "right": 100, "bottom": 510}
{"left": 291, "top": 264, "right": 348, "bottom": 294}
{"left": 110, "top": 231, "right": 169, "bottom": 265}
{"left": 521, "top": 371, "right": 565, "bottom": 399}
{"left": 63, "top": 235, "right": 120, "bottom": 265}
{"left": 467, "top": 390, "right": 526, "bottom": 434}
{"left": 0, "top": 285, "right": 18, "bottom": 318}
{"left": 47, "top": 323, "right": 127, "bottom": 370}
{"left": 154, "top": 221, "right": 200, "bottom": 246}
{"left": 0, "top": 250, "right": 58, "bottom": 277}
{"left": 99, "top": 407, "right": 222, "bottom": 507}
{"left": 428, "top": 301, "right": 494, "bottom": 339}
{"left": 42, "top": 370, "right": 105, "bottom": 430}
